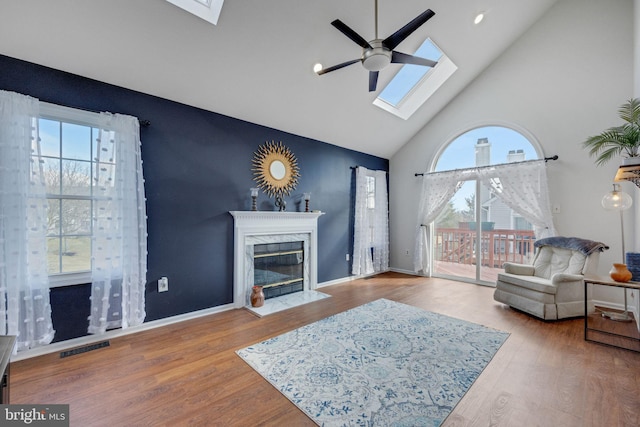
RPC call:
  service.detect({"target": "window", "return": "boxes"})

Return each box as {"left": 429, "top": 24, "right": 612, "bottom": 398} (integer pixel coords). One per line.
{"left": 352, "top": 168, "right": 389, "bottom": 276}
{"left": 1, "top": 91, "right": 147, "bottom": 337}
{"left": 39, "top": 103, "right": 104, "bottom": 287}
{"left": 366, "top": 175, "right": 376, "bottom": 242}
{"left": 165, "top": 0, "right": 224, "bottom": 25}
{"left": 431, "top": 126, "right": 541, "bottom": 284}
{"left": 373, "top": 38, "right": 457, "bottom": 120}
{"left": 366, "top": 175, "right": 375, "bottom": 210}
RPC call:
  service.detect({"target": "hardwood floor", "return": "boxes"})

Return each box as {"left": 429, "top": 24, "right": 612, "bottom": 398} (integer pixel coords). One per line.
{"left": 11, "top": 272, "right": 640, "bottom": 426}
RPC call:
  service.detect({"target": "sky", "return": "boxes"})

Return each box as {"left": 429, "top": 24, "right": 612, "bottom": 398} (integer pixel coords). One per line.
{"left": 39, "top": 118, "right": 96, "bottom": 161}
{"left": 434, "top": 126, "right": 539, "bottom": 210}
{"left": 378, "top": 38, "right": 442, "bottom": 106}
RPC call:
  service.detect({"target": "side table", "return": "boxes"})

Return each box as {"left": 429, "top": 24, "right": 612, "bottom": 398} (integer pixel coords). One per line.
{"left": 0, "top": 336, "right": 16, "bottom": 403}
{"left": 584, "top": 276, "right": 640, "bottom": 352}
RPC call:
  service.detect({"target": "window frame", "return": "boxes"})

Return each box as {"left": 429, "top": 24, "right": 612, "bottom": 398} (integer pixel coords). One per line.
{"left": 165, "top": 0, "right": 224, "bottom": 25}
{"left": 373, "top": 38, "right": 457, "bottom": 120}
{"left": 39, "top": 102, "right": 103, "bottom": 288}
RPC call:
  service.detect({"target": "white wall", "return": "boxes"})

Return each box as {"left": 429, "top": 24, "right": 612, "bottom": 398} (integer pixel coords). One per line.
{"left": 390, "top": 0, "right": 634, "bottom": 305}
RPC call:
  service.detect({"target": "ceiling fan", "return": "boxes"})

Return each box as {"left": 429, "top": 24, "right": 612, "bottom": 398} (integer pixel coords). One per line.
{"left": 316, "top": 0, "right": 437, "bottom": 92}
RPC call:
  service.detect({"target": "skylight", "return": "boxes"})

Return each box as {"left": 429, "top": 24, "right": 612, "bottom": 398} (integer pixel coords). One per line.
{"left": 373, "top": 38, "right": 457, "bottom": 120}
{"left": 165, "top": 0, "right": 224, "bottom": 25}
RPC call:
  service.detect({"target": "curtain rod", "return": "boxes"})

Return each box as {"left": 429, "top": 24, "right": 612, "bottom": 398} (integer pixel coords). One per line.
{"left": 41, "top": 101, "right": 151, "bottom": 127}
{"left": 414, "top": 155, "right": 558, "bottom": 177}
{"left": 73, "top": 106, "right": 151, "bottom": 127}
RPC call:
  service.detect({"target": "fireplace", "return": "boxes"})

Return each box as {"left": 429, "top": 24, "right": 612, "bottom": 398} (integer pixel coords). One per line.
{"left": 230, "top": 211, "right": 325, "bottom": 312}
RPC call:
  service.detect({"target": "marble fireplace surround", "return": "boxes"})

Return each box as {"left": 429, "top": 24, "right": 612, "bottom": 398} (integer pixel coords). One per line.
{"left": 229, "top": 211, "right": 325, "bottom": 314}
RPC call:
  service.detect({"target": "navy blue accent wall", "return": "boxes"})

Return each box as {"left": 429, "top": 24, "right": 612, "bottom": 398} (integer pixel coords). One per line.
{"left": 0, "top": 54, "right": 388, "bottom": 341}
{"left": 49, "top": 284, "right": 91, "bottom": 342}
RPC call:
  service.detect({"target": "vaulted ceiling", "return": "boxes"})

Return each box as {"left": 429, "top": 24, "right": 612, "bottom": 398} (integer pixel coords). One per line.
{"left": 0, "top": 0, "right": 559, "bottom": 158}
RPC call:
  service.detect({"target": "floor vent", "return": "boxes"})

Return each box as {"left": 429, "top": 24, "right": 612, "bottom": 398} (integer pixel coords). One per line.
{"left": 60, "top": 341, "right": 110, "bottom": 358}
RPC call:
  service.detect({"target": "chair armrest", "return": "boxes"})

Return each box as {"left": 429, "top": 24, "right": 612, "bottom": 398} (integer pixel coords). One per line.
{"left": 503, "top": 262, "right": 535, "bottom": 276}
{"left": 551, "top": 273, "right": 584, "bottom": 284}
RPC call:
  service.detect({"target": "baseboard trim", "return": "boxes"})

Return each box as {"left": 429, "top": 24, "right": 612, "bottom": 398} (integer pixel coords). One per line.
{"left": 13, "top": 303, "right": 235, "bottom": 361}
{"left": 316, "top": 276, "right": 356, "bottom": 288}
{"left": 593, "top": 299, "right": 626, "bottom": 312}
{"left": 317, "top": 269, "right": 429, "bottom": 288}
{"left": 389, "top": 267, "right": 422, "bottom": 276}
{"left": 15, "top": 275, "right": 362, "bottom": 361}
{"left": 316, "top": 271, "right": 390, "bottom": 288}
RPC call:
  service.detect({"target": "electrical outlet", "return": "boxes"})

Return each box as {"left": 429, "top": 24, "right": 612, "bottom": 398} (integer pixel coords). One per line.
{"left": 405, "top": 250, "right": 410, "bottom": 256}
{"left": 158, "top": 277, "right": 169, "bottom": 293}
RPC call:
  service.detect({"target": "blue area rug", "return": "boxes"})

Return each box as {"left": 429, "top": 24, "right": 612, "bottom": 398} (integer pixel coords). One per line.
{"left": 236, "top": 298, "right": 509, "bottom": 426}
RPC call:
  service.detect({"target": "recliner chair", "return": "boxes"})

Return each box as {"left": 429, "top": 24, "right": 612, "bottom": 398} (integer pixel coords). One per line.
{"left": 493, "top": 237, "right": 608, "bottom": 320}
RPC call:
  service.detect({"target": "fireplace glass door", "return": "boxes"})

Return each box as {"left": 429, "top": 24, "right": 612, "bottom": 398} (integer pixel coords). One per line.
{"left": 254, "top": 241, "right": 304, "bottom": 299}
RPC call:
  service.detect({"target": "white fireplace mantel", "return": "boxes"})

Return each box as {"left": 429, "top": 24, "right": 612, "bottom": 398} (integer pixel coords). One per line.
{"left": 229, "top": 211, "right": 324, "bottom": 309}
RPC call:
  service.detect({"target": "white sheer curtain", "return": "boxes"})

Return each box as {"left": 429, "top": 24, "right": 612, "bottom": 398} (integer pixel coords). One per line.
{"left": 413, "top": 159, "right": 556, "bottom": 275}
{"left": 352, "top": 167, "right": 389, "bottom": 276}
{"left": 88, "top": 113, "right": 147, "bottom": 334}
{"left": 0, "top": 90, "right": 55, "bottom": 351}
{"left": 483, "top": 160, "right": 556, "bottom": 239}
{"left": 413, "top": 169, "right": 469, "bottom": 274}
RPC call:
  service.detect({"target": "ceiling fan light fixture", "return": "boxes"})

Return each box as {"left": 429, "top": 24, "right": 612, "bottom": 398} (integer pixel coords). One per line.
{"left": 362, "top": 42, "right": 391, "bottom": 71}
{"left": 313, "top": 63, "right": 323, "bottom": 73}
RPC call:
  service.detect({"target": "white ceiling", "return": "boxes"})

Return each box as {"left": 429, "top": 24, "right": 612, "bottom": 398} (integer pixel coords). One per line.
{"left": 0, "top": 0, "right": 559, "bottom": 159}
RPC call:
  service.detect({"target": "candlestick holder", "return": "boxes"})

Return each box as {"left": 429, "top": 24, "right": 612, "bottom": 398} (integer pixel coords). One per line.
{"left": 303, "top": 192, "right": 311, "bottom": 212}
{"left": 250, "top": 188, "right": 259, "bottom": 211}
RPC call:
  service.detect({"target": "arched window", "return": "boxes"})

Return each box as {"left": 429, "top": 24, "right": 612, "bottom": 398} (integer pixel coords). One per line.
{"left": 430, "top": 125, "right": 543, "bottom": 285}
{"left": 434, "top": 126, "right": 540, "bottom": 171}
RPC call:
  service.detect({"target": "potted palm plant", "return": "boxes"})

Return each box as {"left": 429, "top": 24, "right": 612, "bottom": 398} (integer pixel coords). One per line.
{"left": 583, "top": 98, "right": 640, "bottom": 166}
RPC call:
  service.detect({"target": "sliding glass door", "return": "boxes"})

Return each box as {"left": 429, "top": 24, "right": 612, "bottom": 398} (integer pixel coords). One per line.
{"left": 433, "top": 180, "right": 497, "bottom": 283}
{"left": 431, "top": 126, "right": 539, "bottom": 285}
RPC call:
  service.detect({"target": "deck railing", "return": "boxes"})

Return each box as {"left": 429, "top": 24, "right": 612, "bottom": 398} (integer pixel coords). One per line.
{"left": 434, "top": 228, "right": 536, "bottom": 268}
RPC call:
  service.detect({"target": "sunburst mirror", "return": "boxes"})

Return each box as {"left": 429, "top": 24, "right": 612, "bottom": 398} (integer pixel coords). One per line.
{"left": 252, "top": 141, "right": 300, "bottom": 203}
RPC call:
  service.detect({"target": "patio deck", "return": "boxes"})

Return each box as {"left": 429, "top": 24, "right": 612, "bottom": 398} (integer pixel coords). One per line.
{"left": 434, "top": 260, "right": 503, "bottom": 283}
{"left": 432, "top": 227, "right": 536, "bottom": 283}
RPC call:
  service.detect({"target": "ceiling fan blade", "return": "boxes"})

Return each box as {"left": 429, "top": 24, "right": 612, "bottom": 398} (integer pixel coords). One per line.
{"left": 391, "top": 51, "right": 438, "bottom": 67}
{"left": 369, "top": 71, "right": 379, "bottom": 92}
{"left": 382, "top": 9, "right": 435, "bottom": 50}
{"left": 316, "top": 59, "right": 361, "bottom": 75}
{"left": 331, "top": 19, "right": 372, "bottom": 49}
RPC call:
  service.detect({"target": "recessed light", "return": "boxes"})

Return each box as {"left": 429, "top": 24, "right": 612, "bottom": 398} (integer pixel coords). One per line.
{"left": 313, "top": 63, "right": 323, "bottom": 73}
{"left": 474, "top": 12, "right": 484, "bottom": 25}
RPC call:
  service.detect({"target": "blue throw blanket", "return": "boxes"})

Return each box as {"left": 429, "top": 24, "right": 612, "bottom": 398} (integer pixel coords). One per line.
{"left": 534, "top": 236, "right": 609, "bottom": 255}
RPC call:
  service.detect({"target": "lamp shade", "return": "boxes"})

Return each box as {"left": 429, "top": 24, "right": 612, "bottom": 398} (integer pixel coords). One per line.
{"left": 601, "top": 184, "right": 632, "bottom": 211}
